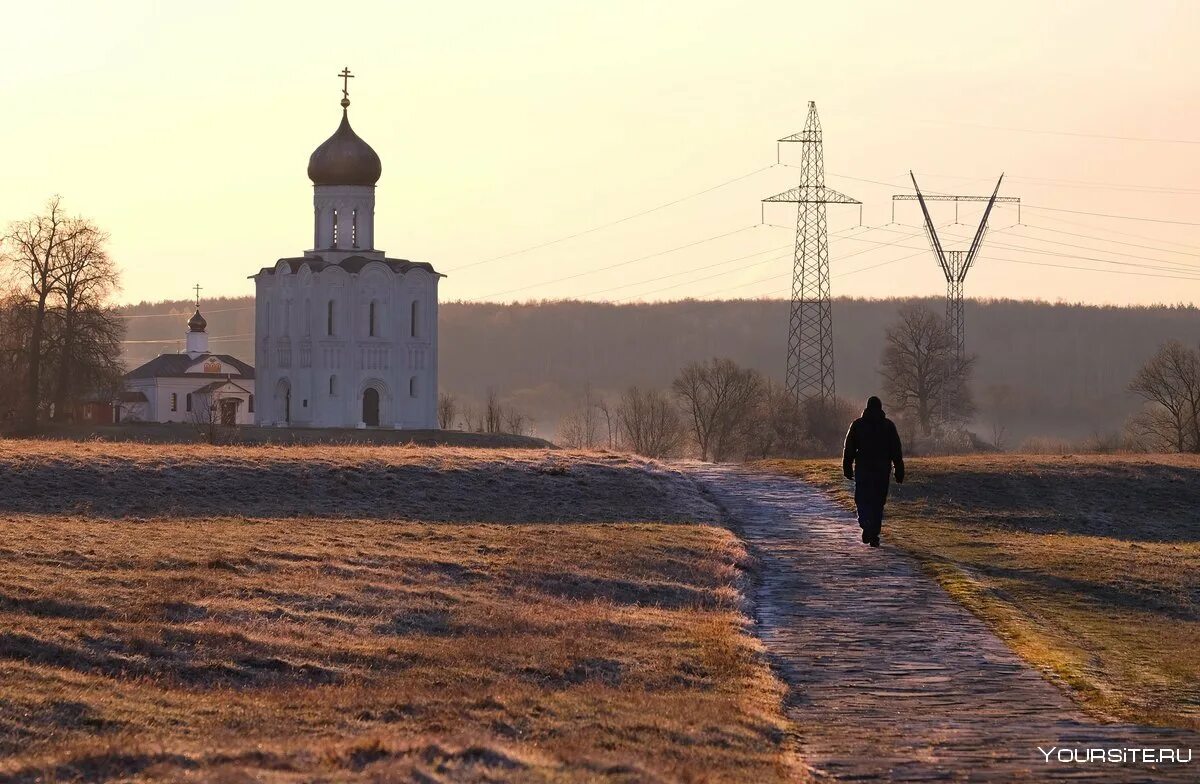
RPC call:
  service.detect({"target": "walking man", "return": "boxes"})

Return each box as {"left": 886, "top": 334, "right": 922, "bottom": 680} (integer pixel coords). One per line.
{"left": 842, "top": 396, "right": 905, "bottom": 547}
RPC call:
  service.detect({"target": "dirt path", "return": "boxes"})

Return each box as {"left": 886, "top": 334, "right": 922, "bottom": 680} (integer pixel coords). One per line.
{"left": 684, "top": 463, "right": 1197, "bottom": 782}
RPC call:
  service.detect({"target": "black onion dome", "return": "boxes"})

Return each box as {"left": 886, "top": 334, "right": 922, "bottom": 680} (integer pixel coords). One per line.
{"left": 188, "top": 309, "right": 207, "bottom": 332}
{"left": 307, "top": 109, "right": 382, "bottom": 186}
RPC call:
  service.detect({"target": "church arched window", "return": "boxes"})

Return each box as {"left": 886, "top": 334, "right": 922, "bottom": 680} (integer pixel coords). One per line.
{"left": 186, "top": 393, "right": 193, "bottom": 413}
{"left": 304, "top": 299, "right": 311, "bottom": 335}
{"left": 329, "top": 375, "right": 337, "bottom": 396}
{"left": 410, "top": 300, "right": 420, "bottom": 338}
{"left": 369, "top": 301, "right": 377, "bottom": 337}
{"left": 332, "top": 208, "right": 339, "bottom": 247}
{"left": 327, "top": 300, "right": 335, "bottom": 336}
{"left": 409, "top": 375, "right": 418, "bottom": 398}
{"left": 351, "top": 209, "right": 358, "bottom": 248}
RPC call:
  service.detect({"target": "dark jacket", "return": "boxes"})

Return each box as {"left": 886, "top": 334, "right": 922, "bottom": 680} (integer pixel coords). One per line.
{"left": 842, "top": 407, "right": 905, "bottom": 482}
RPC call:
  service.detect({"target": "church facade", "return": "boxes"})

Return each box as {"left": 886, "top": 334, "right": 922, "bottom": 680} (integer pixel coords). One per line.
{"left": 121, "top": 305, "right": 256, "bottom": 425}
{"left": 253, "top": 75, "right": 442, "bottom": 429}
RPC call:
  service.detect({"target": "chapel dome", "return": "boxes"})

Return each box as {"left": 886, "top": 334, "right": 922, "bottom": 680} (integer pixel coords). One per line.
{"left": 188, "top": 309, "right": 207, "bottom": 333}
{"left": 307, "top": 109, "right": 382, "bottom": 187}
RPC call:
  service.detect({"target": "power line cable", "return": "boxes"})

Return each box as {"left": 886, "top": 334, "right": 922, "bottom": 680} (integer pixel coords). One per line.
{"left": 121, "top": 333, "right": 253, "bottom": 344}
{"left": 476, "top": 224, "right": 761, "bottom": 300}
{"left": 620, "top": 225, "right": 933, "bottom": 303}
{"left": 932, "top": 119, "right": 1200, "bottom": 146}
{"left": 118, "top": 305, "right": 255, "bottom": 319}
{"left": 1023, "top": 204, "right": 1200, "bottom": 226}
{"left": 1028, "top": 210, "right": 1200, "bottom": 252}
{"left": 443, "top": 164, "right": 779, "bottom": 273}
{"left": 933, "top": 227, "right": 1200, "bottom": 279}
{"left": 995, "top": 225, "right": 1200, "bottom": 271}
{"left": 985, "top": 254, "right": 1200, "bottom": 281}
{"left": 1018, "top": 222, "right": 1200, "bottom": 259}
{"left": 580, "top": 243, "right": 793, "bottom": 298}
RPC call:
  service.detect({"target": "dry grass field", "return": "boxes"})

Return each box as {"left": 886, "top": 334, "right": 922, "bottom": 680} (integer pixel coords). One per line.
{"left": 756, "top": 454, "right": 1200, "bottom": 731}
{"left": 0, "top": 441, "right": 799, "bottom": 783}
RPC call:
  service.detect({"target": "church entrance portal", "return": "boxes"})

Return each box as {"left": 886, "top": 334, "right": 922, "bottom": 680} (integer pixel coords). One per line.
{"left": 220, "top": 398, "right": 239, "bottom": 427}
{"left": 275, "top": 379, "right": 292, "bottom": 425}
{"left": 362, "top": 387, "right": 380, "bottom": 427}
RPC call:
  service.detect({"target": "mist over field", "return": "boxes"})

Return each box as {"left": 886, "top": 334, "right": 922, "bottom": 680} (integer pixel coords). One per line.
{"left": 121, "top": 296, "right": 1200, "bottom": 443}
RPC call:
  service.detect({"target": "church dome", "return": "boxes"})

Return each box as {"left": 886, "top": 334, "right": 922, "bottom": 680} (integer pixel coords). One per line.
{"left": 307, "top": 109, "right": 382, "bottom": 187}
{"left": 188, "top": 309, "right": 207, "bottom": 333}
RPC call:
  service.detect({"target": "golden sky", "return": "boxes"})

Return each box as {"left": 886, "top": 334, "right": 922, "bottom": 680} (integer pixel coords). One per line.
{"left": 3, "top": 0, "right": 1198, "bottom": 306}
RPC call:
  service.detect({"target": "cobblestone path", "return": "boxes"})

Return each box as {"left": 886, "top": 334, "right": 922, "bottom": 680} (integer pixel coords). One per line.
{"left": 685, "top": 464, "right": 1198, "bottom": 782}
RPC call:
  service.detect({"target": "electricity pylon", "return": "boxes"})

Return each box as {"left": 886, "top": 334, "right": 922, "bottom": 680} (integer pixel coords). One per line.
{"left": 908, "top": 172, "right": 1006, "bottom": 362}
{"left": 762, "top": 101, "right": 860, "bottom": 404}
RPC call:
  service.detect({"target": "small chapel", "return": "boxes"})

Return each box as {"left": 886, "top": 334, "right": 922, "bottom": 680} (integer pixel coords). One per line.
{"left": 119, "top": 297, "right": 256, "bottom": 425}
{"left": 253, "top": 70, "right": 442, "bottom": 429}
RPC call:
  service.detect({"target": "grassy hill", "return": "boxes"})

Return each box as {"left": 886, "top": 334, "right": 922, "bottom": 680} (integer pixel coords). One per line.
{"left": 0, "top": 442, "right": 797, "bottom": 782}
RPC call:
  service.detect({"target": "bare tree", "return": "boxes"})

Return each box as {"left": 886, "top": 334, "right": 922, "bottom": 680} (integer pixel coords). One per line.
{"left": 1, "top": 199, "right": 124, "bottom": 429}
{"left": 558, "top": 383, "right": 606, "bottom": 448}
{"left": 1128, "top": 340, "right": 1200, "bottom": 452}
{"left": 744, "top": 380, "right": 807, "bottom": 459}
{"left": 1, "top": 197, "right": 84, "bottom": 429}
{"left": 503, "top": 407, "right": 532, "bottom": 437}
{"left": 595, "top": 397, "right": 616, "bottom": 449}
{"left": 880, "top": 304, "right": 974, "bottom": 437}
{"left": 672, "top": 358, "right": 764, "bottom": 461}
{"left": 188, "top": 390, "right": 225, "bottom": 445}
{"left": 801, "top": 396, "right": 857, "bottom": 455}
{"left": 437, "top": 392, "right": 458, "bottom": 430}
{"left": 484, "top": 387, "right": 503, "bottom": 434}
{"left": 457, "top": 403, "right": 481, "bottom": 433}
{"left": 48, "top": 219, "right": 123, "bottom": 421}
{"left": 616, "top": 386, "right": 683, "bottom": 458}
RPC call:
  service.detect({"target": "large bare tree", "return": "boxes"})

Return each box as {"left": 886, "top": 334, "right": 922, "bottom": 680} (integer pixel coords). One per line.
{"left": 1, "top": 198, "right": 123, "bottom": 429}
{"left": 1, "top": 197, "right": 80, "bottom": 428}
{"left": 880, "top": 304, "right": 974, "bottom": 436}
{"left": 1128, "top": 340, "right": 1200, "bottom": 452}
{"left": 672, "top": 358, "right": 764, "bottom": 461}
{"left": 616, "top": 386, "right": 683, "bottom": 458}
{"left": 48, "top": 219, "right": 123, "bottom": 421}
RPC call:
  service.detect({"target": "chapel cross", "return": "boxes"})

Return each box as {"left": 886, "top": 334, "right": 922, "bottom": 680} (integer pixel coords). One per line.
{"left": 193, "top": 283, "right": 202, "bottom": 309}
{"left": 339, "top": 67, "right": 354, "bottom": 105}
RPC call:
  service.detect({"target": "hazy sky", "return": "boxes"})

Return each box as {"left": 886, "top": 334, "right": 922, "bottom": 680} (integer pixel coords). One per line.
{"left": 3, "top": 1, "right": 1198, "bottom": 307}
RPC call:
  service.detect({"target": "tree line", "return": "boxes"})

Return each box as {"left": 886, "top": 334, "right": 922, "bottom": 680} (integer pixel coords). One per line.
{"left": 118, "top": 294, "right": 1200, "bottom": 445}
{"left": 1, "top": 198, "right": 124, "bottom": 431}
{"left": 518, "top": 302, "right": 979, "bottom": 459}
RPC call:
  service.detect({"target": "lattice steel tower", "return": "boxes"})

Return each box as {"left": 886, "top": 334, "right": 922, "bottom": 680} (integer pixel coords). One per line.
{"left": 763, "top": 101, "right": 860, "bottom": 403}
{"left": 908, "top": 172, "right": 1006, "bottom": 361}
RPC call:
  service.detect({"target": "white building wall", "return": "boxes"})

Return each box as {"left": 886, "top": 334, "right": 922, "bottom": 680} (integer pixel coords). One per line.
{"left": 125, "top": 377, "right": 256, "bottom": 425}
{"left": 313, "top": 185, "right": 376, "bottom": 251}
{"left": 253, "top": 259, "right": 439, "bottom": 429}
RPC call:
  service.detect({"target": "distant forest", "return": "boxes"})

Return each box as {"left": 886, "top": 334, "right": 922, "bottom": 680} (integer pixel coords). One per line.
{"left": 120, "top": 296, "right": 1200, "bottom": 443}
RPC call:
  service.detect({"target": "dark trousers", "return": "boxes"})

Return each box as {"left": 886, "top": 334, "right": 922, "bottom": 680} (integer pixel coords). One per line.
{"left": 854, "top": 468, "right": 891, "bottom": 539}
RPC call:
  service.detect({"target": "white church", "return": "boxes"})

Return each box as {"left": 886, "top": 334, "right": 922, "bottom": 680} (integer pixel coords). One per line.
{"left": 253, "top": 71, "right": 442, "bottom": 429}
{"left": 120, "top": 303, "right": 256, "bottom": 425}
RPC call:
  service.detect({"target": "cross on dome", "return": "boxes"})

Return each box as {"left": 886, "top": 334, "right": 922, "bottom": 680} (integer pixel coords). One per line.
{"left": 338, "top": 67, "right": 354, "bottom": 108}
{"left": 307, "top": 67, "right": 381, "bottom": 187}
